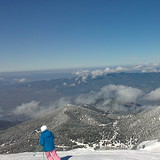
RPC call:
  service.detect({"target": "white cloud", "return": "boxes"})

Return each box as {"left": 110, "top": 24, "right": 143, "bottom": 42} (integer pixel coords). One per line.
{"left": 74, "top": 63, "right": 160, "bottom": 84}
{"left": 13, "top": 101, "right": 57, "bottom": 118}
{"left": 91, "top": 70, "right": 104, "bottom": 78}
{"left": 13, "top": 101, "right": 43, "bottom": 118}
{"left": 13, "top": 97, "right": 72, "bottom": 118}
{"left": 55, "top": 97, "right": 71, "bottom": 107}
{"left": 81, "top": 76, "right": 88, "bottom": 82}
{"left": 104, "top": 67, "right": 128, "bottom": 74}
{"left": 75, "top": 92, "right": 98, "bottom": 105}
{"left": 99, "top": 85, "right": 143, "bottom": 104}
{"left": 63, "top": 82, "right": 68, "bottom": 86}
{"left": 115, "top": 85, "right": 143, "bottom": 104}
{"left": 19, "top": 78, "right": 27, "bottom": 82}
{"left": 75, "top": 85, "right": 143, "bottom": 105}
{"left": 133, "top": 63, "right": 160, "bottom": 72}
{"left": 74, "top": 85, "right": 144, "bottom": 113}
{"left": 74, "top": 66, "right": 129, "bottom": 83}
{"left": 145, "top": 88, "right": 160, "bottom": 101}
{"left": 70, "top": 83, "right": 76, "bottom": 87}
{"left": 14, "top": 78, "right": 27, "bottom": 83}
{"left": 74, "top": 70, "right": 90, "bottom": 77}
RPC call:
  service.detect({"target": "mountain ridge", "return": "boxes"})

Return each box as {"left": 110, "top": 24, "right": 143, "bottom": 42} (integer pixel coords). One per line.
{"left": 0, "top": 105, "right": 114, "bottom": 153}
{"left": 1, "top": 105, "right": 160, "bottom": 154}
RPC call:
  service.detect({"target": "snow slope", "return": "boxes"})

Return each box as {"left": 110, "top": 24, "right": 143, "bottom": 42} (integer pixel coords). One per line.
{"left": 1, "top": 146, "right": 160, "bottom": 160}
{"left": 137, "top": 139, "right": 160, "bottom": 151}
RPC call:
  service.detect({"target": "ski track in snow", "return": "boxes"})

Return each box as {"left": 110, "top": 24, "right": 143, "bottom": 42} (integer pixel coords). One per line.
{"left": 1, "top": 149, "right": 160, "bottom": 160}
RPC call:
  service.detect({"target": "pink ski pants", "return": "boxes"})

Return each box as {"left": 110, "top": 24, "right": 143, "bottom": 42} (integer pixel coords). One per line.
{"left": 45, "top": 149, "right": 61, "bottom": 160}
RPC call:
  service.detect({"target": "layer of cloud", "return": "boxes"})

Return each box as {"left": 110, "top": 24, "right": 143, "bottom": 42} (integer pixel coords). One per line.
{"left": 13, "top": 101, "right": 45, "bottom": 118}
{"left": 144, "top": 88, "right": 160, "bottom": 101}
{"left": 14, "top": 78, "right": 27, "bottom": 83}
{"left": 74, "top": 67, "right": 128, "bottom": 81}
{"left": 13, "top": 97, "right": 72, "bottom": 118}
{"left": 53, "top": 97, "right": 71, "bottom": 107}
{"left": 75, "top": 85, "right": 143, "bottom": 105}
{"left": 12, "top": 85, "right": 160, "bottom": 117}
{"left": 74, "top": 64, "right": 160, "bottom": 84}
{"left": 133, "top": 63, "right": 160, "bottom": 73}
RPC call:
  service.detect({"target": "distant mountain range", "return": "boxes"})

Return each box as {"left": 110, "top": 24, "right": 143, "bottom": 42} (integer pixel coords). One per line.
{"left": 1, "top": 72, "right": 160, "bottom": 121}
{"left": 1, "top": 105, "right": 160, "bottom": 154}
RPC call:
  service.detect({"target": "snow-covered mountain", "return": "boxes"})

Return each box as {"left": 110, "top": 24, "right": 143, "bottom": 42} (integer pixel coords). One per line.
{"left": 118, "top": 106, "right": 160, "bottom": 147}
{"left": 1, "top": 105, "right": 160, "bottom": 154}
{"left": 0, "top": 105, "right": 114, "bottom": 153}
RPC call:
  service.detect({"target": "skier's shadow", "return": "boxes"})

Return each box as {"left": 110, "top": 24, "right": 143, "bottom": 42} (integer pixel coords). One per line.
{"left": 61, "top": 155, "right": 72, "bottom": 160}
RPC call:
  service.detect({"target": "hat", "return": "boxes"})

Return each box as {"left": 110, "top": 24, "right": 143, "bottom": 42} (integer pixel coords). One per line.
{"left": 41, "top": 125, "right": 47, "bottom": 132}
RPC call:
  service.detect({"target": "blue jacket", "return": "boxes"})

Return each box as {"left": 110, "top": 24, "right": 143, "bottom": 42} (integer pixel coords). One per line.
{"left": 40, "top": 130, "right": 55, "bottom": 151}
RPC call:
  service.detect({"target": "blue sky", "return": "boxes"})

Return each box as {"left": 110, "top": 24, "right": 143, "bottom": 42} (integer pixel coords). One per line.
{"left": 0, "top": 0, "right": 160, "bottom": 72}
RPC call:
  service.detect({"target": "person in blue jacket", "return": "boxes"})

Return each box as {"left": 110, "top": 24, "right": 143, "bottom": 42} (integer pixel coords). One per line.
{"left": 40, "top": 125, "right": 61, "bottom": 160}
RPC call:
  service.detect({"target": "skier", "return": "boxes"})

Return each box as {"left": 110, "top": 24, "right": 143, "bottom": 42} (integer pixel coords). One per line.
{"left": 40, "top": 125, "right": 61, "bottom": 160}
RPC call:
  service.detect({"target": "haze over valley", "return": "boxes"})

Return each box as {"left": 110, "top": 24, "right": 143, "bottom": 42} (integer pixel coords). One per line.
{"left": 1, "top": 64, "right": 160, "bottom": 124}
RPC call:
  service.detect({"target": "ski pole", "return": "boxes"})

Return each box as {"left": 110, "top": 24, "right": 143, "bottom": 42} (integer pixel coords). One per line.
{"left": 43, "top": 151, "right": 45, "bottom": 160}
{"left": 33, "top": 145, "right": 41, "bottom": 157}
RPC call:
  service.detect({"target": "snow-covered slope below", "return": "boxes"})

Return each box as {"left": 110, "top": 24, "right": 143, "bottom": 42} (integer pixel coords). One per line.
{"left": 117, "top": 106, "right": 160, "bottom": 147}
{"left": 1, "top": 140, "right": 160, "bottom": 160}
{"left": 137, "top": 139, "right": 160, "bottom": 151}
{"left": 1, "top": 148, "right": 160, "bottom": 160}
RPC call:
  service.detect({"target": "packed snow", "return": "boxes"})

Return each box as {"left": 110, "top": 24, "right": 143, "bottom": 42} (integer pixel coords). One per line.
{"left": 1, "top": 140, "right": 160, "bottom": 160}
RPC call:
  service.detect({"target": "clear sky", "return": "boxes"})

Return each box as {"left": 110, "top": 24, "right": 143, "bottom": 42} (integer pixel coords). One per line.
{"left": 0, "top": 0, "right": 160, "bottom": 72}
